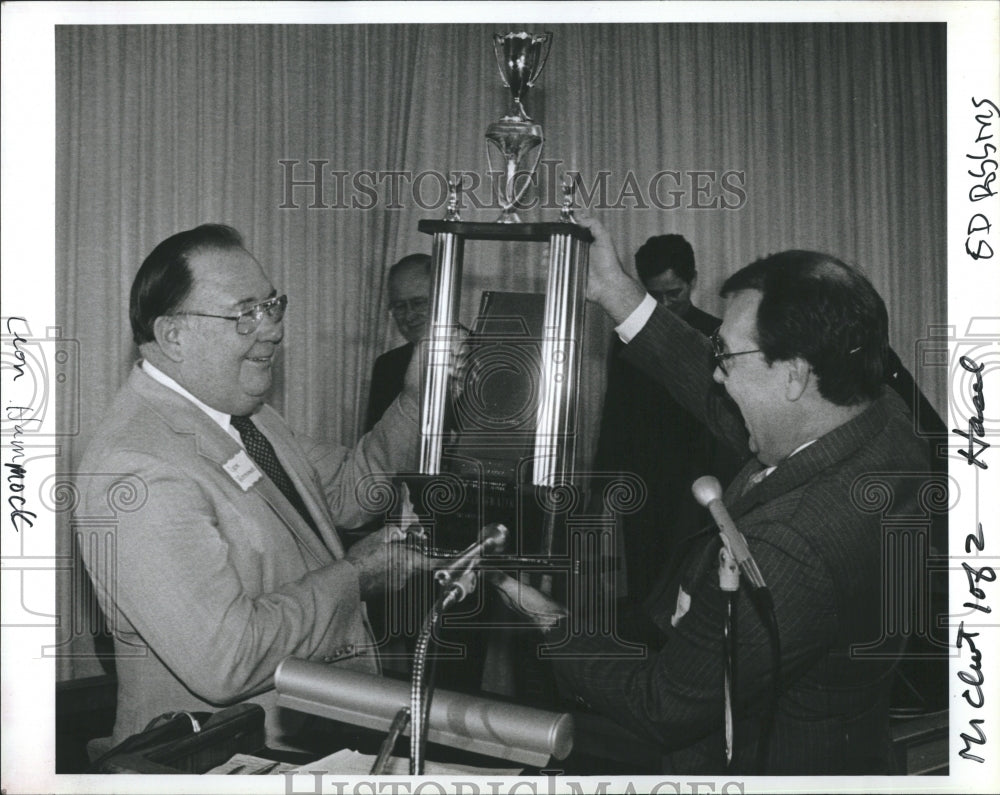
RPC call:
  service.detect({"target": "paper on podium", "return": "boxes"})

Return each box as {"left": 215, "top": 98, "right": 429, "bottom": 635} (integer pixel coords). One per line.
{"left": 205, "top": 753, "right": 298, "bottom": 775}
{"left": 293, "top": 748, "right": 522, "bottom": 776}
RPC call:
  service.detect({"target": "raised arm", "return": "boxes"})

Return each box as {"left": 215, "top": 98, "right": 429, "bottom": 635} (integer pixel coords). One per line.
{"left": 579, "top": 215, "right": 750, "bottom": 459}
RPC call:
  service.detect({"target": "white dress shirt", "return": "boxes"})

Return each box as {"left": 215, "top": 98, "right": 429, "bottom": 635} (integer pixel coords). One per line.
{"left": 141, "top": 360, "right": 244, "bottom": 447}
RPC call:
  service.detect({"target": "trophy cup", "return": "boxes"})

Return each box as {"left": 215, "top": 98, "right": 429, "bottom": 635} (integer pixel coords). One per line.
{"left": 485, "top": 31, "right": 552, "bottom": 223}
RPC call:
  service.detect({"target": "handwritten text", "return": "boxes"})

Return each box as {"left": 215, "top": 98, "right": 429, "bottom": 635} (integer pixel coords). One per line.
{"left": 957, "top": 523, "right": 992, "bottom": 763}
{"left": 967, "top": 96, "right": 998, "bottom": 260}
{"left": 954, "top": 355, "right": 989, "bottom": 469}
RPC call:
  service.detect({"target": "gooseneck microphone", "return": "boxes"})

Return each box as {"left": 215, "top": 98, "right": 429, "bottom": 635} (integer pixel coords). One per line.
{"left": 434, "top": 522, "right": 509, "bottom": 599}
{"left": 691, "top": 476, "right": 767, "bottom": 590}
{"left": 413, "top": 522, "right": 510, "bottom": 774}
{"left": 691, "top": 474, "right": 780, "bottom": 773}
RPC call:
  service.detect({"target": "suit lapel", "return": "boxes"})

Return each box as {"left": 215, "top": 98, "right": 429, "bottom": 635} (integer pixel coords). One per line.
{"left": 199, "top": 428, "right": 336, "bottom": 564}
{"left": 644, "top": 459, "right": 764, "bottom": 605}
{"left": 130, "top": 366, "right": 336, "bottom": 565}
{"left": 726, "top": 394, "right": 897, "bottom": 521}
{"left": 646, "top": 395, "right": 898, "bottom": 631}
{"left": 252, "top": 406, "right": 346, "bottom": 558}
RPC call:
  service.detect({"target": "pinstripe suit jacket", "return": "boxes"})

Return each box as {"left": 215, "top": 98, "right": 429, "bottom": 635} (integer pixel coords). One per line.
{"left": 78, "top": 365, "right": 417, "bottom": 745}
{"left": 555, "top": 304, "right": 932, "bottom": 773}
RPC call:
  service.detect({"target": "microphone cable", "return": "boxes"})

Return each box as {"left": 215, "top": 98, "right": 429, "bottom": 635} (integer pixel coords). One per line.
{"left": 745, "top": 585, "right": 781, "bottom": 773}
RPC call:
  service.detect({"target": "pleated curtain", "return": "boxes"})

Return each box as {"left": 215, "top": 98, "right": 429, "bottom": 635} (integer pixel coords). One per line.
{"left": 55, "top": 23, "right": 946, "bottom": 677}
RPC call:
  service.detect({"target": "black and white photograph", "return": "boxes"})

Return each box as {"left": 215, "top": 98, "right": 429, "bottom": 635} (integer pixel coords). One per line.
{"left": 1, "top": 2, "right": 997, "bottom": 793}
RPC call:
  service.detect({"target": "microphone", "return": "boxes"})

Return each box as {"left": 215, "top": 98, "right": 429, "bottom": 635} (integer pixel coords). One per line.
{"left": 691, "top": 476, "right": 767, "bottom": 590}
{"left": 434, "top": 523, "right": 509, "bottom": 597}
{"left": 692, "top": 476, "right": 782, "bottom": 772}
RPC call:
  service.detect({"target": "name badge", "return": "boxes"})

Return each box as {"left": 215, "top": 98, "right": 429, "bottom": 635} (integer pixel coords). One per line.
{"left": 670, "top": 586, "right": 692, "bottom": 627}
{"left": 224, "top": 450, "right": 261, "bottom": 491}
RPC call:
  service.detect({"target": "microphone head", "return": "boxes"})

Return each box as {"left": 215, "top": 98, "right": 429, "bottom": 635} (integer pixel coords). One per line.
{"left": 691, "top": 475, "right": 723, "bottom": 507}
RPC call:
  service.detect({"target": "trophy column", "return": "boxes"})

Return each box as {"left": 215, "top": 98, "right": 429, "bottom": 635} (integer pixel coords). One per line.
{"left": 418, "top": 229, "right": 464, "bottom": 476}
{"left": 416, "top": 220, "right": 591, "bottom": 557}
{"left": 534, "top": 228, "right": 589, "bottom": 490}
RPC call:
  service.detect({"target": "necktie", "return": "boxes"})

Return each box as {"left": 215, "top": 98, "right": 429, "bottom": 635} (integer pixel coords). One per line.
{"left": 230, "top": 415, "right": 323, "bottom": 542}
{"left": 739, "top": 463, "right": 773, "bottom": 497}
{"left": 742, "top": 467, "right": 770, "bottom": 496}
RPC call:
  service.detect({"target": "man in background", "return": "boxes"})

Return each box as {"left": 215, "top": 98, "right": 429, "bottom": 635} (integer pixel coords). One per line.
{"left": 593, "top": 234, "right": 737, "bottom": 607}
{"left": 365, "top": 253, "right": 431, "bottom": 430}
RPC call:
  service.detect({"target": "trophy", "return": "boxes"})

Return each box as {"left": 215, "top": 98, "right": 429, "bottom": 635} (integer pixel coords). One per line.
{"left": 411, "top": 32, "right": 596, "bottom": 725}
{"left": 485, "top": 31, "right": 552, "bottom": 223}
{"left": 417, "top": 31, "right": 592, "bottom": 558}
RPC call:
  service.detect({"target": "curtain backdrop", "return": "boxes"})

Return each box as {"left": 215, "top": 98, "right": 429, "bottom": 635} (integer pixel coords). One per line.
{"left": 55, "top": 23, "right": 946, "bottom": 678}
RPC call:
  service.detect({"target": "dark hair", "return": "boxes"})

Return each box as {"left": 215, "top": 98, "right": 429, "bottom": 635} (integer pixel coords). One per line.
{"left": 721, "top": 250, "right": 888, "bottom": 406}
{"left": 388, "top": 253, "right": 431, "bottom": 282}
{"left": 129, "top": 224, "right": 245, "bottom": 346}
{"left": 634, "top": 234, "right": 696, "bottom": 284}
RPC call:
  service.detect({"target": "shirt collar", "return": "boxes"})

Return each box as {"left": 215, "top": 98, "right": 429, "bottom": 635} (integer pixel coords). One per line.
{"left": 788, "top": 438, "right": 817, "bottom": 459}
{"left": 141, "top": 360, "right": 235, "bottom": 434}
{"left": 760, "top": 438, "right": 817, "bottom": 479}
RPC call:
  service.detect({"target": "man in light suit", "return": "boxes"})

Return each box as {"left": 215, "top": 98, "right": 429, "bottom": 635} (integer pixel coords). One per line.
{"left": 78, "top": 224, "right": 428, "bottom": 749}
{"left": 522, "top": 219, "right": 939, "bottom": 774}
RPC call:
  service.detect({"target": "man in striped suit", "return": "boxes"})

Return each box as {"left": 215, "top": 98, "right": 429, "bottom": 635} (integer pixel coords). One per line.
{"left": 538, "top": 218, "right": 937, "bottom": 774}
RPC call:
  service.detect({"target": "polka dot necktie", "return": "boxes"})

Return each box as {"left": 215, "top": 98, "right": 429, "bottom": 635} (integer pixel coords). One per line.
{"left": 230, "top": 414, "right": 323, "bottom": 541}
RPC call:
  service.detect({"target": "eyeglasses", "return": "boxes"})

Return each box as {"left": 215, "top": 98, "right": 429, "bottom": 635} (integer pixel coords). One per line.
{"left": 176, "top": 294, "right": 288, "bottom": 335}
{"left": 389, "top": 297, "right": 430, "bottom": 317}
{"left": 710, "top": 327, "right": 762, "bottom": 375}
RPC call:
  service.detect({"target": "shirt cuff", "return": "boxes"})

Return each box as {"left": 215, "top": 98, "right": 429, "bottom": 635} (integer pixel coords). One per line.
{"left": 614, "top": 293, "right": 657, "bottom": 343}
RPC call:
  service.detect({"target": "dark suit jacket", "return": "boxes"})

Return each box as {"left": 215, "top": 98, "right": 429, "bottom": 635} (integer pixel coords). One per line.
{"left": 592, "top": 304, "right": 739, "bottom": 602}
{"left": 554, "top": 304, "right": 933, "bottom": 774}
{"left": 78, "top": 365, "right": 417, "bottom": 745}
{"left": 365, "top": 343, "right": 413, "bottom": 432}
